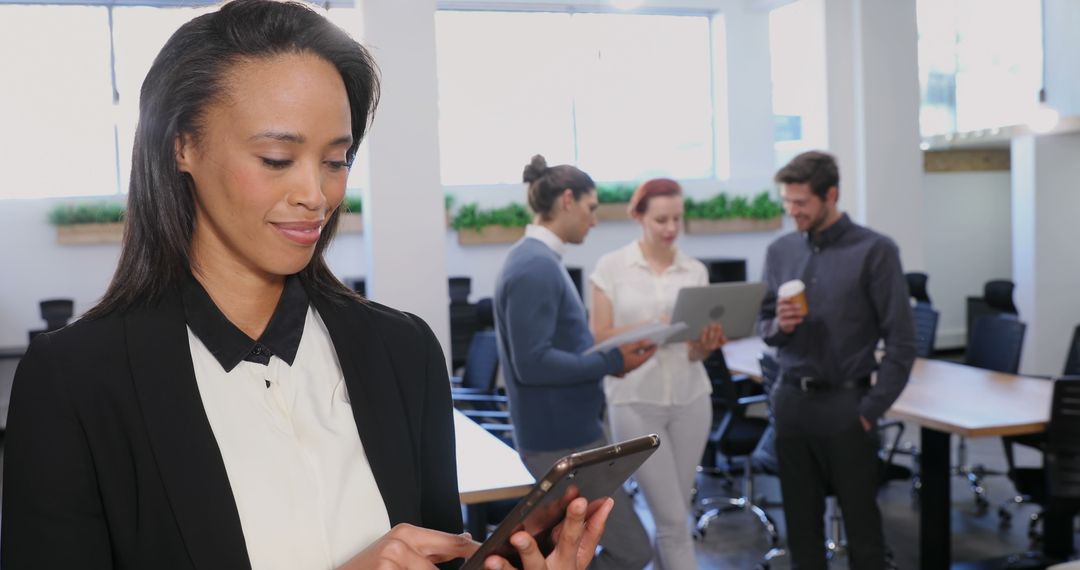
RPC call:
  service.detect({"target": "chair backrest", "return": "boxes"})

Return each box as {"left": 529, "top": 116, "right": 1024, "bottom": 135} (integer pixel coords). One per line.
{"left": 474, "top": 297, "right": 495, "bottom": 330}
{"left": 983, "top": 279, "right": 1018, "bottom": 314}
{"left": 905, "top": 272, "right": 931, "bottom": 306}
{"left": 448, "top": 276, "right": 471, "bottom": 305}
{"left": 1047, "top": 378, "right": 1080, "bottom": 501}
{"left": 460, "top": 330, "right": 500, "bottom": 392}
{"left": 565, "top": 266, "right": 584, "bottom": 301}
{"left": 40, "top": 298, "right": 74, "bottom": 331}
{"left": 1063, "top": 325, "right": 1080, "bottom": 376}
{"left": 912, "top": 303, "right": 940, "bottom": 358}
{"left": 965, "top": 314, "right": 1027, "bottom": 374}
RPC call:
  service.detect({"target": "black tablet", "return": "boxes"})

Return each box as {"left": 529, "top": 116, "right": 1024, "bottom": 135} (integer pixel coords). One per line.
{"left": 461, "top": 434, "right": 661, "bottom": 570}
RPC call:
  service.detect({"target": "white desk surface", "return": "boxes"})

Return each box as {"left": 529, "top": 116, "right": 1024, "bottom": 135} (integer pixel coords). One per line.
{"left": 454, "top": 409, "right": 534, "bottom": 504}
{"left": 721, "top": 336, "right": 1051, "bottom": 438}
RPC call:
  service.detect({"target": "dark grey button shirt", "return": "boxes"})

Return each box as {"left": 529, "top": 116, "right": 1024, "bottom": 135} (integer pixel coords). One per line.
{"left": 755, "top": 213, "right": 916, "bottom": 422}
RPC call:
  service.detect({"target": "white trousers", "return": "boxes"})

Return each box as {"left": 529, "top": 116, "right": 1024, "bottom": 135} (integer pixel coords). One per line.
{"left": 608, "top": 395, "right": 712, "bottom": 570}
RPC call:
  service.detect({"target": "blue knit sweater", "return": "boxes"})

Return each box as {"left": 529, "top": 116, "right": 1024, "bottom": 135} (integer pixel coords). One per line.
{"left": 493, "top": 237, "right": 624, "bottom": 452}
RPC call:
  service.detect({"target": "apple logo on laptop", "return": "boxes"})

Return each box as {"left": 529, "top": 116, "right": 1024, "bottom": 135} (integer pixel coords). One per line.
{"left": 710, "top": 305, "right": 725, "bottom": 320}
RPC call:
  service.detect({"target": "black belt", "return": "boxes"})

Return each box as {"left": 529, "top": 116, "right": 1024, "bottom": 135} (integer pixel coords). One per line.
{"left": 780, "top": 374, "right": 871, "bottom": 393}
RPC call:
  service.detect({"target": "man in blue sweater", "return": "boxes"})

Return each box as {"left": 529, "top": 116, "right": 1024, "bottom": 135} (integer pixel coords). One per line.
{"left": 495, "top": 155, "right": 657, "bottom": 569}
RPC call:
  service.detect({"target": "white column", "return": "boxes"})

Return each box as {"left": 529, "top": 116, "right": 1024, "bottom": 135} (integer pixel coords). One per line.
{"left": 1011, "top": 133, "right": 1080, "bottom": 375}
{"left": 718, "top": 2, "right": 776, "bottom": 185}
{"left": 359, "top": 0, "right": 451, "bottom": 361}
{"left": 823, "top": 0, "right": 925, "bottom": 271}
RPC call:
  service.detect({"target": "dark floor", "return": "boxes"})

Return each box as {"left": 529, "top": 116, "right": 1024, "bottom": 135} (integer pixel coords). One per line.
{"left": 671, "top": 430, "right": 1052, "bottom": 569}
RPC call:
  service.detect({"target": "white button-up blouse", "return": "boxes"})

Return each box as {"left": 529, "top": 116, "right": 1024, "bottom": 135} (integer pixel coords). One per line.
{"left": 590, "top": 241, "right": 713, "bottom": 407}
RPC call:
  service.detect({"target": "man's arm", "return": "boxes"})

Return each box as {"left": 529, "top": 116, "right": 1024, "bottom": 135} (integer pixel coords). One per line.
{"left": 858, "top": 239, "right": 917, "bottom": 423}
{"left": 503, "top": 267, "right": 623, "bottom": 387}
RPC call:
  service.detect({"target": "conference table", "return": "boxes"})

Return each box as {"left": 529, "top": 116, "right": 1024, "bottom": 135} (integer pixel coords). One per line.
{"left": 721, "top": 337, "right": 1060, "bottom": 569}
{"left": 455, "top": 408, "right": 534, "bottom": 504}
{"left": 454, "top": 409, "right": 534, "bottom": 537}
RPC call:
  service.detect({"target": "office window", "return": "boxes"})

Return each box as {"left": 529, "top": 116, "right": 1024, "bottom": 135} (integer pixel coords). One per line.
{"left": 769, "top": 0, "right": 828, "bottom": 168}
{"left": 0, "top": 2, "right": 361, "bottom": 200}
{"left": 112, "top": 6, "right": 216, "bottom": 196}
{"left": 435, "top": 10, "right": 715, "bottom": 185}
{"left": 0, "top": 5, "right": 116, "bottom": 199}
{"left": 916, "top": 0, "right": 1043, "bottom": 136}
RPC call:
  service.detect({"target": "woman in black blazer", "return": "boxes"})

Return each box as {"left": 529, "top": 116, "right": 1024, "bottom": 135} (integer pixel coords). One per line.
{"left": 0, "top": 2, "right": 611, "bottom": 569}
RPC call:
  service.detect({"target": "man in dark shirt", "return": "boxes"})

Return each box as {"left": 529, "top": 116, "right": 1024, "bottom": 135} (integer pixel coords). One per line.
{"left": 756, "top": 151, "right": 915, "bottom": 570}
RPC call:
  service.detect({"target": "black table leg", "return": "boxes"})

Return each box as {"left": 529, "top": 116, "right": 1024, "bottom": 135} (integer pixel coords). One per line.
{"left": 921, "top": 426, "right": 951, "bottom": 570}
{"left": 466, "top": 503, "right": 488, "bottom": 539}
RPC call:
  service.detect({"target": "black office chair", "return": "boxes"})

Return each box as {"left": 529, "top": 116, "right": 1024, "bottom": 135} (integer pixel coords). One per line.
{"left": 999, "top": 325, "right": 1080, "bottom": 527}
{"left": 29, "top": 298, "right": 75, "bottom": 343}
{"left": 450, "top": 331, "right": 512, "bottom": 442}
{"left": 957, "top": 315, "right": 1027, "bottom": 510}
{"left": 40, "top": 299, "right": 74, "bottom": 331}
{"left": 1063, "top": 325, "right": 1080, "bottom": 376}
{"left": 474, "top": 297, "right": 495, "bottom": 330}
{"left": 984, "top": 279, "right": 1019, "bottom": 314}
{"left": 966, "top": 279, "right": 1019, "bottom": 349}
{"left": 696, "top": 352, "right": 779, "bottom": 547}
{"left": 448, "top": 277, "right": 478, "bottom": 371}
{"left": 905, "top": 272, "right": 932, "bottom": 306}
{"left": 996, "top": 377, "right": 1080, "bottom": 556}
{"left": 912, "top": 303, "right": 940, "bottom": 359}
{"left": 448, "top": 276, "right": 471, "bottom": 304}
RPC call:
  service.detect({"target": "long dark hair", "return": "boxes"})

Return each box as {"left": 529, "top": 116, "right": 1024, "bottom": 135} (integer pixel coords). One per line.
{"left": 85, "top": 0, "right": 378, "bottom": 319}
{"left": 522, "top": 155, "right": 595, "bottom": 221}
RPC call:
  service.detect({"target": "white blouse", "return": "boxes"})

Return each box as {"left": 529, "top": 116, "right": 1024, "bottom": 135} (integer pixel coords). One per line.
{"left": 590, "top": 241, "right": 713, "bottom": 406}
{"left": 188, "top": 308, "right": 390, "bottom": 570}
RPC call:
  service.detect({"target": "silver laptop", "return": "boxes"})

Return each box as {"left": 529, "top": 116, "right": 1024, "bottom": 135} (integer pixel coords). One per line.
{"left": 667, "top": 281, "right": 767, "bottom": 343}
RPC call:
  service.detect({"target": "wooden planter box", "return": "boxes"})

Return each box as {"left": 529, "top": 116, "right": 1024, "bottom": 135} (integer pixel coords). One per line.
{"left": 684, "top": 217, "right": 782, "bottom": 234}
{"left": 595, "top": 202, "right": 631, "bottom": 221}
{"left": 338, "top": 212, "right": 363, "bottom": 234}
{"left": 456, "top": 225, "right": 525, "bottom": 245}
{"left": 55, "top": 222, "right": 124, "bottom": 245}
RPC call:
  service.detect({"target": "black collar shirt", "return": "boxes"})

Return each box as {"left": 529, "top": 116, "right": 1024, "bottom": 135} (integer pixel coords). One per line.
{"left": 755, "top": 213, "right": 917, "bottom": 423}
{"left": 180, "top": 273, "right": 309, "bottom": 372}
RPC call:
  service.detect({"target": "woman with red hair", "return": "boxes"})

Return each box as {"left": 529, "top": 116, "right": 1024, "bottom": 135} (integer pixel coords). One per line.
{"left": 588, "top": 178, "right": 726, "bottom": 570}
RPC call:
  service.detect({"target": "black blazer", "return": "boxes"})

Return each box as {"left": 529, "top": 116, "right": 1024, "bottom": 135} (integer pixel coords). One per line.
{"left": 1, "top": 287, "right": 463, "bottom": 569}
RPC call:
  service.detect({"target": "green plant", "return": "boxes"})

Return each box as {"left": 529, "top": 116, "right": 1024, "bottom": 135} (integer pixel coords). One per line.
{"left": 684, "top": 191, "right": 782, "bottom": 220}
{"left": 48, "top": 202, "right": 126, "bottom": 226}
{"left": 451, "top": 202, "right": 531, "bottom": 231}
{"left": 444, "top": 193, "right": 456, "bottom": 212}
{"left": 342, "top": 194, "right": 362, "bottom": 214}
{"left": 748, "top": 191, "right": 784, "bottom": 219}
{"left": 595, "top": 183, "right": 636, "bottom": 204}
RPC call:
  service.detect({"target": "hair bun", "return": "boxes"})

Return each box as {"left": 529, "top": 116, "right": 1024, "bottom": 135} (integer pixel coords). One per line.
{"left": 522, "top": 154, "right": 549, "bottom": 184}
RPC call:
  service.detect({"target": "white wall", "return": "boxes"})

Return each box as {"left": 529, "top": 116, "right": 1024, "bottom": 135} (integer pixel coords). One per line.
{"left": 922, "top": 170, "right": 1014, "bottom": 348}
{"left": 0, "top": 198, "right": 120, "bottom": 348}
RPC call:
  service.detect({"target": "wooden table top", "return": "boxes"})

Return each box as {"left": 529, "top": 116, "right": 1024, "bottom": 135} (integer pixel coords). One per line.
{"left": 454, "top": 409, "right": 534, "bottom": 505}
{"left": 721, "top": 337, "right": 1052, "bottom": 438}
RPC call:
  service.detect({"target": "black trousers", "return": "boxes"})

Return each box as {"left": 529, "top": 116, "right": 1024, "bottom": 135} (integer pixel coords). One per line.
{"left": 776, "top": 421, "right": 885, "bottom": 570}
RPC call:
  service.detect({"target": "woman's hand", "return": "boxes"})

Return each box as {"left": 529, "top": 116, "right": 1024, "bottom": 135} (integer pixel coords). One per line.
{"left": 337, "top": 524, "right": 479, "bottom": 569}
{"left": 688, "top": 322, "right": 727, "bottom": 361}
{"left": 483, "top": 496, "right": 615, "bottom": 570}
